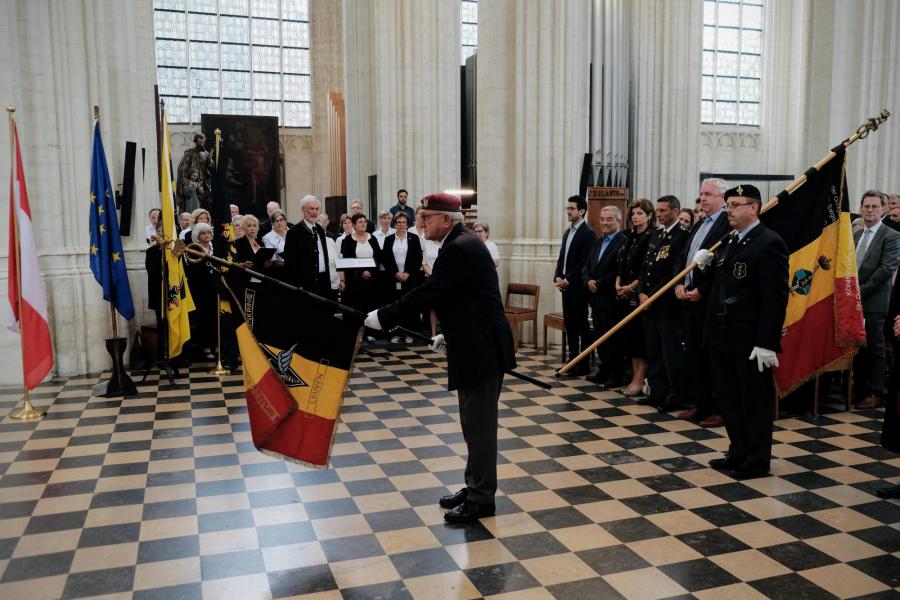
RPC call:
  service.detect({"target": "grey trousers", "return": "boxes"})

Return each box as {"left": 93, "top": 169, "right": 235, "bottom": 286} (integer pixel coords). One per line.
{"left": 457, "top": 373, "right": 504, "bottom": 505}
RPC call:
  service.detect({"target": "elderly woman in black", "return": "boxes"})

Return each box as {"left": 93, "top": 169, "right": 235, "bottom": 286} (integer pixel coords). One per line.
{"left": 185, "top": 222, "right": 216, "bottom": 359}
{"left": 380, "top": 212, "right": 423, "bottom": 343}
{"left": 339, "top": 213, "right": 382, "bottom": 312}
{"left": 615, "top": 198, "right": 656, "bottom": 396}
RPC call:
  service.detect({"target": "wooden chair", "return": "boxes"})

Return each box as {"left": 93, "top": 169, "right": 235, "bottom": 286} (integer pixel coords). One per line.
{"left": 504, "top": 283, "right": 540, "bottom": 351}
{"left": 543, "top": 312, "right": 567, "bottom": 361}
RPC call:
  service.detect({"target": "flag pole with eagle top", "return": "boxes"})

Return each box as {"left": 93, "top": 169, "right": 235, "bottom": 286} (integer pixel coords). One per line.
{"left": 558, "top": 109, "right": 892, "bottom": 377}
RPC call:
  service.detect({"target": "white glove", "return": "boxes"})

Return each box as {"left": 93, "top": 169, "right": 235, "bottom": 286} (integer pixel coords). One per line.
{"left": 692, "top": 249, "right": 715, "bottom": 270}
{"left": 749, "top": 347, "right": 779, "bottom": 372}
{"left": 364, "top": 309, "right": 382, "bottom": 331}
{"left": 429, "top": 334, "right": 447, "bottom": 355}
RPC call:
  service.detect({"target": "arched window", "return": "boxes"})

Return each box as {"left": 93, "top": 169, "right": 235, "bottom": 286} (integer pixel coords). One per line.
{"left": 701, "top": 0, "right": 763, "bottom": 126}
{"left": 153, "top": 0, "right": 311, "bottom": 127}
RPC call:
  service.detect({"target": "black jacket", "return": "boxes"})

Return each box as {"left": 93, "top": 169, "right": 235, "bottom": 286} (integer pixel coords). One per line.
{"left": 638, "top": 225, "right": 690, "bottom": 318}
{"left": 582, "top": 230, "right": 627, "bottom": 309}
{"left": 678, "top": 210, "right": 732, "bottom": 301}
{"left": 381, "top": 232, "right": 424, "bottom": 292}
{"left": 555, "top": 221, "right": 596, "bottom": 295}
{"left": 282, "top": 221, "right": 332, "bottom": 291}
{"left": 705, "top": 222, "right": 789, "bottom": 354}
{"left": 378, "top": 224, "right": 516, "bottom": 390}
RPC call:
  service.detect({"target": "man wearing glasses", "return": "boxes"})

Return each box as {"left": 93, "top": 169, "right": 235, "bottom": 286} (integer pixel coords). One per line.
{"left": 364, "top": 193, "right": 516, "bottom": 523}
{"left": 693, "top": 184, "right": 789, "bottom": 480}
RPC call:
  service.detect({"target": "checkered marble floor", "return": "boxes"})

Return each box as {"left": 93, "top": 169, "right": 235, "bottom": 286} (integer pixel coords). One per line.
{"left": 0, "top": 347, "right": 898, "bottom": 600}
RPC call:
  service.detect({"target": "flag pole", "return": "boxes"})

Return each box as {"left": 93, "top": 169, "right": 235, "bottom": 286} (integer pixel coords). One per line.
{"left": 558, "top": 109, "right": 892, "bottom": 376}
{"left": 180, "top": 243, "right": 551, "bottom": 389}
{"left": 7, "top": 106, "right": 44, "bottom": 419}
{"left": 208, "top": 127, "right": 229, "bottom": 376}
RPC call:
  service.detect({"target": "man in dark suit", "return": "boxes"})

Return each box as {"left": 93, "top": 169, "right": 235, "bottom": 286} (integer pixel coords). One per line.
{"left": 853, "top": 190, "right": 900, "bottom": 408}
{"left": 696, "top": 184, "right": 789, "bottom": 480}
{"left": 674, "top": 178, "right": 732, "bottom": 426}
{"left": 881, "top": 193, "right": 900, "bottom": 233}
{"left": 282, "top": 195, "right": 334, "bottom": 298}
{"left": 583, "top": 206, "right": 627, "bottom": 387}
{"left": 554, "top": 195, "right": 596, "bottom": 375}
{"left": 366, "top": 193, "right": 516, "bottom": 524}
{"left": 637, "top": 196, "right": 689, "bottom": 411}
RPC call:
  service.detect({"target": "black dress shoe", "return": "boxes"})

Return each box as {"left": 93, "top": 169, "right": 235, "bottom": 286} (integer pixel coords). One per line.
{"left": 635, "top": 396, "right": 657, "bottom": 406}
{"left": 875, "top": 484, "right": 900, "bottom": 499}
{"left": 439, "top": 488, "right": 468, "bottom": 509}
{"left": 657, "top": 402, "right": 682, "bottom": 413}
{"left": 443, "top": 500, "right": 496, "bottom": 524}
{"left": 729, "top": 465, "right": 770, "bottom": 480}
{"left": 709, "top": 456, "right": 742, "bottom": 470}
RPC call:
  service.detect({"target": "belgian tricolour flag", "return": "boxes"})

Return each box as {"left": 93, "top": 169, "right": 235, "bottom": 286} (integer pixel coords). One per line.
{"left": 761, "top": 147, "right": 865, "bottom": 395}
{"left": 231, "top": 282, "right": 364, "bottom": 468}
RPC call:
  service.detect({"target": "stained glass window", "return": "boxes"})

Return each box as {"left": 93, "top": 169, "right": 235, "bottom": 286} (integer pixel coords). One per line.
{"left": 153, "top": 0, "right": 310, "bottom": 127}
{"left": 701, "top": 0, "right": 763, "bottom": 126}
{"left": 461, "top": 0, "right": 477, "bottom": 65}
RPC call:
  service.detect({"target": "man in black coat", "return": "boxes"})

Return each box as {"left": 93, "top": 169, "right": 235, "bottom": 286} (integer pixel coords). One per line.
{"left": 365, "top": 193, "right": 516, "bottom": 523}
{"left": 674, "top": 178, "right": 732, "bottom": 425}
{"left": 582, "top": 205, "right": 627, "bottom": 387}
{"left": 555, "top": 195, "right": 597, "bottom": 374}
{"left": 637, "top": 196, "right": 689, "bottom": 411}
{"left": 282, "top": 195, "right": 333, "bottom": 298}
{"left": 696, "top": 184, "right": 789, "bottom": 480}
{"left": 878, "top": 283, "right": 900, "bottom": 498}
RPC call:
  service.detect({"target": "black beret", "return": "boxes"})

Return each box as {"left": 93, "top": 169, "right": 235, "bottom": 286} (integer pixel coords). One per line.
{"left": 724, "top": 184, "right": 762, "bottom": 202}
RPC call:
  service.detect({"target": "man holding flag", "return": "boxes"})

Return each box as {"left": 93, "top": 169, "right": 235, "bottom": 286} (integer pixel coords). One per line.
{"left": 694, "top": 185, "right": 789, "bottom": 480}
{"left": 89, "top": 119, "right": 134, "bottom": 320}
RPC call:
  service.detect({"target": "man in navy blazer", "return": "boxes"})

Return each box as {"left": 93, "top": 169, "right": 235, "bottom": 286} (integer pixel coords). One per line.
{"left": 853, "top": 190, "right": 900, "bottom": 408}
{"left": 555, "top": 195, "right": 596, "bottom": 374}
{"left": 582, "top": 205, "right": 627, "bottom": 386}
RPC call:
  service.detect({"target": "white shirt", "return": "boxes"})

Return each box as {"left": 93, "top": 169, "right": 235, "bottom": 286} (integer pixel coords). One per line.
{"left": 484, "top": 240, "right": 500, "bottom": 262}
{"left": 562, "top": 219, "right": 584, "bottom": 273}
{"left": 373, "top": 227, "right": 395, "bottom": 249}
{"left": 354, "top": 236, "right": 374, "bottom": 259}
{"left": 179, "top": 228, "right": 189, "bottom": 240}
{"left": 857, "top": 220, "right": 882, "bottom": 252}
{"left": 392, "top": 234, "right": 409, "bottom": 273}
{"left": 262, "top": 230, "right": 286, "bottom": 258}
{"left": 145, "top": 224, "right": 157, "bottom": 242}
{"left": 302, "top": 219, "right": 327, "bottom": 273}
{"left": 422, "top": 237, "right": 440, "bottom": 269}
{"left": 325, "top": 237, "right": 340, "bottom": 290}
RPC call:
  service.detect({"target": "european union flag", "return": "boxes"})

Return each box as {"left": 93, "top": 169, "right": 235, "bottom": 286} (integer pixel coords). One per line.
{"left": 89, "top": 122, "right": 135, "bottom": 320}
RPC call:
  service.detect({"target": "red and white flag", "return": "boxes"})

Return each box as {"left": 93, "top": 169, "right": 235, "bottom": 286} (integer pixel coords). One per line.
{"left": 5, "top": 119, "right": 52, "bottom": 389}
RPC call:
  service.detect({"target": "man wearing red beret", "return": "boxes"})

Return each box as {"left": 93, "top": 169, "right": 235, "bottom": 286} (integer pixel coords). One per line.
{"left": 365, "top": 193, "right": 517, "bottom": 523}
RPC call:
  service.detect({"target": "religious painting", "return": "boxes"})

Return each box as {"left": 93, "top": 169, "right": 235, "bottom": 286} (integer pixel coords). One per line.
{"left": 200, "top": 114, "right": 280, "bottom": 221}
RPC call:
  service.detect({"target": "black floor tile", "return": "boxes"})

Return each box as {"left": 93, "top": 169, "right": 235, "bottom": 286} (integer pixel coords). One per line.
{"left": 601, "top": 517, "right": 668, "bottom": 543}
{"left": 389, "top": 546, "right": 458, "bottom": 578}
{"left": 267, "top": 564, "right": 338, "bottom": 598}
{"left": 319, "top": 534, "right": 384, "bottom": 562}
{"left": 137, "top": 535, "right": 200, "bottom": 563}
{"left": 200, "top": 548, "right": 265, "bottom": 580}
{"left": 659, "top": 558, "right": 740, "bottom": 592}
{"left": 61, "top": 566, "right": 134, "bottom": 599}
{"left": 749, "top": 573, "right": 838, "bottom": 600}
{"left": 576, "top": 544, "right": 650, "bottom": 576}
{"left": 464, "top": 561, "right": 541, "bottom": 597}
{"left": 759, "top": 541, "right": 840, "bottom": 571}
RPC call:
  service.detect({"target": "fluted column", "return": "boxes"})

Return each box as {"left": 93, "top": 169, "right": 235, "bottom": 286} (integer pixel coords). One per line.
{"left": 0, "top": 0, "right": 159, "bottom": 383}
{"left": 478, "top": 0, "right": 591, "bottom": 341}
{"left": 805, "top": 0, "right": 900, "bottom": 207}
{"left": 343, "top": 0, "right": 461, "bottom": 210}
{"left": 630, "top": 0, "right": 703, "bottom": 201}
{"left": 592, "top": 0, "right": 631, "bottom": 188}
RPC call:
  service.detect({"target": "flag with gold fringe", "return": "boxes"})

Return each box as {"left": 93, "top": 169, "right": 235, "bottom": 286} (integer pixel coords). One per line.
{"left": 229, "top": 283, "right": 363, "bottom": 467}
{"left": 760, "top": 147, "right": 866, "bottom": 395}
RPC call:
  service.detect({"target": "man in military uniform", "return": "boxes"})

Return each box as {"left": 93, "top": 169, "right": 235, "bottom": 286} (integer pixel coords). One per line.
{"left": 364, "top": 193, "right": 516, "bottom": 523}
{"left": 694, "top": 184, "right": 789, "bottom": 480}
{"left": 637, "top": 195, "right": 689, "bottom": 411}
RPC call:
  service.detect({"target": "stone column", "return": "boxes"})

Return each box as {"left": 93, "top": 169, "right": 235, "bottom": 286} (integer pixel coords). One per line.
{"left": 309, "top": 0, "right": 343, "bottom": 200}
{"left": 805, "top": 0, "right": 900, "bottom": 207}
{"left": 0, "top": 0, "right": 159, "bottom": 383}
{"left": 630, "top": 0, "right": 703, "bottom": 201}
{"left": 343, "top": 0, "right": 461, "bottom": 211}
{"left": 477, "top": 0, "right": 591, "bottom": 342}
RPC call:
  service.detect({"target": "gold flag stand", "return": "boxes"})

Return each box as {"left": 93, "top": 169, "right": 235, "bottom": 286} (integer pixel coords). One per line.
{"left": 208, "top": 128, "right": 230, "bottom": 376}
{"left": 7, "top": 105, "right": 44, "bottom": 419}
{"left": 558, "top": 109, "right": 892, "bottom": 376}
